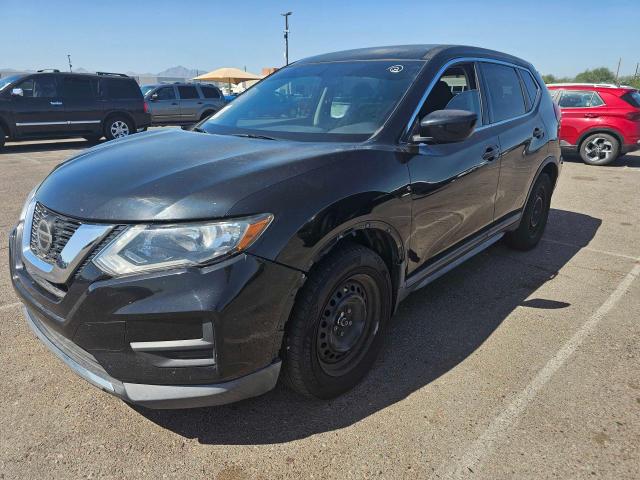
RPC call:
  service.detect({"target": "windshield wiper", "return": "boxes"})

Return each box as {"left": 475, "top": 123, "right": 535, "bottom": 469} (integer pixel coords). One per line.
{"left": 230, "top": 133, "right": 278, "bottom": 141}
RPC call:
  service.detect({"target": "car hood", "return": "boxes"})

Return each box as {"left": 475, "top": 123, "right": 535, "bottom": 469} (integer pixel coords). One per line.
{"left": 35, "top": 129, "right": 352, "bottom": 222}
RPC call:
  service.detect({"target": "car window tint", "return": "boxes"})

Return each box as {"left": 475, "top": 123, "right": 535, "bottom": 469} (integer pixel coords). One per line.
{"left": 105, "top": 78, "right": 141, "bottom": 99}
{"left": 481, "top": 63, "right": 526, "bottom": 123}
{"left": 558, "top": 90, "right": 603, "bottom": 108}
{"left": 17, "top": 76, "right": 58, "bottom": 98}
{"left": 178, "top": 86, "right": 199, "bottom": 99}
{"left": 156, "top": 86, "right": 175, "bottom": 100}
{"left": 63, "top": 76, "right": 94, "bottom": 99}
{"left": 520, "top": 70, "right": 540, "bottom": 106}
{"left": 201, "top": 86, "right": 221, "bottom": 99}
{"left": 444, "top": 89, "right": 482, "bottom": 119}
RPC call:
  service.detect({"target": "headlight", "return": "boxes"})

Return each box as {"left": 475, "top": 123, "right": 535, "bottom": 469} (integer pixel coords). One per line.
{"left": 18, "top": 186, "right": 38, "bottom": 222}
{"left": 93, "top": 214, "right": 273, "bottom": 276}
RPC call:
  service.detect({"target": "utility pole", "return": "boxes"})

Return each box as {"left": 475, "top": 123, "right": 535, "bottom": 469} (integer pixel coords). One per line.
{"left": 635, "top": 63, "right": 639, "bottom": 80}
{"left": 615, "top": 57, "right": 621, "bottom": 84}
{"left": 67, "top": 54, "right": 72, "bottom": 72}
{"left": 281, "top": 11, "right": 292, "bottom": 66}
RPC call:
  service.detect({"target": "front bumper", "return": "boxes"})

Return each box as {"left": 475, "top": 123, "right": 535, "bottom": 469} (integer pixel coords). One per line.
{"left": 25, "top": 306, "right": 281, "bottom": 409}
{"left": 10, "top": 223, "right": 303, "bottom": 408}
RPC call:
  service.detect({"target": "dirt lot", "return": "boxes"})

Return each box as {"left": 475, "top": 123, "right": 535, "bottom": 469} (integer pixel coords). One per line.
{"left": 0, "top": 139, "right": 638, "bottom": 480}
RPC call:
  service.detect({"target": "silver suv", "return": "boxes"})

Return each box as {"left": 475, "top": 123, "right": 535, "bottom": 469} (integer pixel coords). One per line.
{"left": 141, "top": 83, "right": 225, "bottom": 125}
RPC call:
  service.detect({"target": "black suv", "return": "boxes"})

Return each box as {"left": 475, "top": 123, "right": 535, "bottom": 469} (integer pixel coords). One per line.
{"left": 10, "top": 45, "right": 561, "bottom": 409}
{"left": 0, "top": 70, "right": 150, "bottom": 148}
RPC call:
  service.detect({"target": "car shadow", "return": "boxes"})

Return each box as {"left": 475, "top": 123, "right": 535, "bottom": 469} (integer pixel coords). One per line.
{"left": 563, "top": 152, "right": 640, "bottom": 168}
{"left": 137, "top": 208, "right": 601, "bottom": 445}
{"left": 1, "top": 139, "right": 96, "bottom": 154}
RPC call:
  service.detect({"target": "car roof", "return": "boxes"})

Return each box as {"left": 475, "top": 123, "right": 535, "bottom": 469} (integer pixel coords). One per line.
{"left": 295, "top": 44, "right": 531, "bottom": 68}
{"left": 142, "top": 82, "right": 217, "bottom": 88}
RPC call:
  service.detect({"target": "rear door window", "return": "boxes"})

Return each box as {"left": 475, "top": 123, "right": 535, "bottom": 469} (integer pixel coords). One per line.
{"left": 558, "top": 90, "right": 604, "bottom": 108}
{"left": 480, "top": 63, "right": 526, "bottom": 123}
{"left": 177, "top": 86, "right": 199, "bottom": 99}
{"left": 62, "top": 76, "right": 95, "bottom": 100}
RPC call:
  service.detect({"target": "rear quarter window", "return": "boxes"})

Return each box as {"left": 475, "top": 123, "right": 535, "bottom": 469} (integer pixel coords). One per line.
{"left": 621, "top": 91, "right": 640, "bottom": 108}
{"left": 103, "top": 78, "right": 142, "bottom": 99}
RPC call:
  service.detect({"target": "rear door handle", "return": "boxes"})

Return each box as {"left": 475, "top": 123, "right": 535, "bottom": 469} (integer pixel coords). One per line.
{"left": 482, "top": 145, "right": 500, "bottom": 162}
{"left": 533, "top": 127, "right": 544, "bottom": 139}
{"left": 584, "top": 113, "right": 599, "bottom": 118}
{"left": 50, "top": 101, "right": 63, "bottom": 106}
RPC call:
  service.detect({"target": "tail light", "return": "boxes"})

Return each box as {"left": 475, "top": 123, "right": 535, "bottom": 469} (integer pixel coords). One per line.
{"left": 625, "top": 110, "right": 640, "bottom": 122}
{"left": 143, "top": 101, "right": 149, "bottom": 114}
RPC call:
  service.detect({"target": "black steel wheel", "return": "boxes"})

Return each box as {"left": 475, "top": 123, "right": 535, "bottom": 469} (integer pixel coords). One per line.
{"left": 282, "top": 243, "right": 392, "bottom": 399}
{"left": 505, "top": 172, "right": 552, "bottom": 251}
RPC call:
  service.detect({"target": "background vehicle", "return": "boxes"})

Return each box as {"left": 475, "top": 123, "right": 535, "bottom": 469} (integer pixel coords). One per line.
{"left": 10, "top": 45, "right": 561, "bottom": 408}
{"left": 141, "top": 82, "right": 225, "bottom": 125}
{"left": 0, "top": 70, "right": 150, "bottom": 149}
{"left": 548, "top": 83, "right": 640, "bottom": 165}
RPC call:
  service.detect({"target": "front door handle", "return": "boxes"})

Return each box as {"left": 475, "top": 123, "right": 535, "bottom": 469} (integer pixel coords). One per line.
{"left": 533, "top": 127, "right": 544, "bottom": 139}
{"left": 482, "top": 145, "right": 500, "bottom": 162}
{"left": 584, "top": 113, "right": 599, "bottom": 118}
{"left": 50, "top": 101, "right": 63, "bottom": 106}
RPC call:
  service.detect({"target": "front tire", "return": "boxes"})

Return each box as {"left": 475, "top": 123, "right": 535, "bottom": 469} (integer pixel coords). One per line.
{"left": 579, "top": 133, "right": 619, "bottom": 165}
{"left": 281, "top": 243, "right": 392, "bottom": 399}
{"left": 104, "top": 116, "right": 133, "bottom": 141}
{"left": 505, "top": 172, "right": 552, "bottom": 251}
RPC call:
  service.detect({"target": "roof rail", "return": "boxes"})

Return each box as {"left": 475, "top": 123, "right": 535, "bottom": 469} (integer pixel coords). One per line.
{"left": 96, "top": 71, "right": 129, "bottom": 77}
{"left": 36, "top": 69, "right": 61, "bottom": 73}
{"left": 547, "top": 82, "right": 622, "bottom": 88}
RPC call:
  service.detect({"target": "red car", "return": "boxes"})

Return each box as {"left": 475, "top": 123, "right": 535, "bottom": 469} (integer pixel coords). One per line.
{"left": 547, "top": 83, "right": 640, "bottom": 165}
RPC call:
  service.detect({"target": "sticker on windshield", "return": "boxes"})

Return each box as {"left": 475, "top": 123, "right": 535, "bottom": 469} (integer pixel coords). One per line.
{"left": 387, "top": 65, "right": 404, "bottom": 73}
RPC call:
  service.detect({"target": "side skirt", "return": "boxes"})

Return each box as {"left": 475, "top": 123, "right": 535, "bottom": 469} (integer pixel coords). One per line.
{"left": 398, "top": 213, "right": 520, "bottom": 302}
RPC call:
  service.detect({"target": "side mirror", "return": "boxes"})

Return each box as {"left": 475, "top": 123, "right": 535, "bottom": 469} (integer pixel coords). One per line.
{"left": 149, "top": 93, "right": 159, "bottom": 101}
{"left": 413, "top": 109, "right": 477, "bottom": 144}
{"left": 11, "top": 88, "right": 24, "bottom": 97}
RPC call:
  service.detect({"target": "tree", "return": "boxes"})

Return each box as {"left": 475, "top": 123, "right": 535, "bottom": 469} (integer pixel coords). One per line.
{"left": 619, "top": 75, "right": 640, "bottom": 89}
{"left": 574, "top": 67, "right": 616, "bottom": 84}
{"left": 541, "top": 74, "right": 556, "bottom": 84}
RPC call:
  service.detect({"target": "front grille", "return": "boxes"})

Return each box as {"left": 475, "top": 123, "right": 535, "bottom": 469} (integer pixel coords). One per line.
{"left": 30, "top": 202, "right": 82, "bottom": 264}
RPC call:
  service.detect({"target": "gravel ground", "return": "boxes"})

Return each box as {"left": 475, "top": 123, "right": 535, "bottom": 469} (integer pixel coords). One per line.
{"left": 0, "top": 138, "right": 638, "bottom": 479}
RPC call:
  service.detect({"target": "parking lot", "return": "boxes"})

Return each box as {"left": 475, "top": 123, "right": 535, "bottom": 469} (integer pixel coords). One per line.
{"left": 0, "top": 139, "right": 638, "bottom": 479}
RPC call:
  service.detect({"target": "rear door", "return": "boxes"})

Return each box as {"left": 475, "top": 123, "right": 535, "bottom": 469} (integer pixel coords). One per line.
{"left": 479, "top": 62, "right": 548, "bottom": 220}
{"left": 199, "top": 85, "right": 225, "bottom": 114}
{"left": 176, "top": 85, "right": 201, "bottom": 122}
{"left": 11, "top": 74, "right": 67, "bottom": 137}
{"left": 148, "top": 86, "right": 180, "bottom": 122}
{"left": 62, "top": 75, "right": 102, "bottom": 134}
{"left": 557, "top": 89, "right": 605, "bottom": 145}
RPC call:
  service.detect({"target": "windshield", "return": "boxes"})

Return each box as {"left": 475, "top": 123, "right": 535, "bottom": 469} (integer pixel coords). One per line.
{"left": 200, "top": 60, "right": 423, "bottom": 141}
{"left": 0, "top": 74, "right": 25, "bottom": 92}
{"left": 140, "top": 85, "right": 156, "bottom": 96}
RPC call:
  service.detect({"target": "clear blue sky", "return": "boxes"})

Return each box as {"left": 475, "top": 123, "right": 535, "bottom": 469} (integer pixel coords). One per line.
{"left": 2, "top": 0, "right": 639, "bottom": 77}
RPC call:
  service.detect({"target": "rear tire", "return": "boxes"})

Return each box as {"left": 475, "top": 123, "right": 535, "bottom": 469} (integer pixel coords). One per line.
{"left": 579, "top": 133, "right": 619, "bottom": 166}
{"left": 0, "top": 124, "right": 5, "bottom": 150}
{"left": 505, "top": 173, "right": 552, "bottom": 251}
{"left": 83, "top": 135, "right": 101, "bottom": 143}
{"left": 200, "top": 110, "right": 215, "bottom": 121}
{"left": 281, "top": 243, "right": 392, "bottom": 399}
{"left": 104, "top": 115, "right": 133, "bottom": 141}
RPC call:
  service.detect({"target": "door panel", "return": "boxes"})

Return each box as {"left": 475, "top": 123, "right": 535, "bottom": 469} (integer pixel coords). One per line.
{"left": 62, "top": 76, "right": 103, "bottom": 134}
{"left": 11, "top": 75, "right": 67, "bottom": 137}
{"left": 148, "top": 86, "right": 179, "bottom": 122}
{"left": 494, "top": 115, "right": 548, "bottom": 219}
{"left": 177, "top": 85, "right": 201, "bottom": 121}
{"left": 557, "top": 90, "right": 606, "bottom": 145}
{"left": 406, "top": 126, "right": 501, "bottom": 276}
